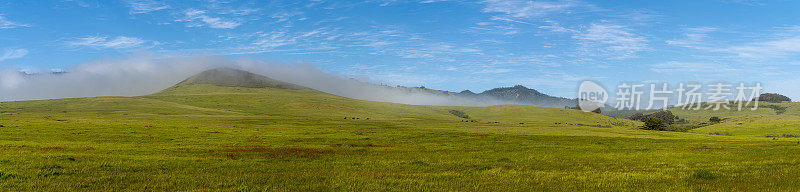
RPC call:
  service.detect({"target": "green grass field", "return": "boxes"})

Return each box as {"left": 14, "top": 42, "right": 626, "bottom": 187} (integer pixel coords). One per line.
{"left": 3, "top": 74, "right": 800, "bottom": 191}
{"left": 671, "top": 102, "right": 800, "bottom": 137}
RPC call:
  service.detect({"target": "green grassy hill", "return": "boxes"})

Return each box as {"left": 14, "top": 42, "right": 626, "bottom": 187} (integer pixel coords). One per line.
{"left": 150, "top": 68, "right": 630, "bottom": 127}
{"left": 2, "top": 68, "right": 800, "bottom": 191}
{"left": 667, "top": 102, "right": 800, "bottom": 137}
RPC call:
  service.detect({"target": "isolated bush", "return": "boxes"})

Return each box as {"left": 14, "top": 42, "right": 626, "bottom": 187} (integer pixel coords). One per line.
{"left": 709, "top": 116, "right": 722, "bottom": 123}
{"left": 0, "top": 171, "right": 15, "bottom": 179}
{"left": 765, "top": 134, "right": 800, "bottom": 138}
{"left": 762, "top": 105, "right": 788, "bottom": 115}
{"left": 664, "top": 123, "right": 700, "bottom": 132}
{"left": 709, "top": 132, "right": 732, "bottom": 136}
{"left": 675, "top": 118, "right": 688, "bottom": 124}
{"left": 755, "top": 93, "right": 791, "bottom": 103}
{"left": 630, "top": 111, "right": 675, "bottom": 125}
{"left": 410, "top": 160, "right": 428, "bottom": 166}
{"left": 449, "top": 110, "right": 469, "bottom": 119}
{"left": 629, "top": 113, "right": 645, "bottom": 121}
{"left": 691, "top": 170, "right": 717, "bottom": 180}
{"left": 566, "top": 106, "right": 601, "bottom": 114}
{"left": 641, "top": 117, "right": 667, "bottom": 131}
{"left": 649, "top": 111, "right": 675, "bottom": 125}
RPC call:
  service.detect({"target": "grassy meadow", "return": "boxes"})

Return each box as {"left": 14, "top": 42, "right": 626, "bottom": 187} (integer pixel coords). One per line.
{"left": 2, "top": 80, "right": 800, "bottom": 191}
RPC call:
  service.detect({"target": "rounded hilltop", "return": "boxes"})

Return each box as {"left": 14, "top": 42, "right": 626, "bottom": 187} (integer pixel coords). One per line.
{"left": 754, "top": 93, "right": 791, "bottom": 103}
{"left": 174, "top": 68, "right": 306, "bottom": 90}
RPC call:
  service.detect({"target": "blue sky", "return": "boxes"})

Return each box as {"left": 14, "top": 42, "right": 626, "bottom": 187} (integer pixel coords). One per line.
{"left": 2, "top": 0, "right": 800, "bottom": 98}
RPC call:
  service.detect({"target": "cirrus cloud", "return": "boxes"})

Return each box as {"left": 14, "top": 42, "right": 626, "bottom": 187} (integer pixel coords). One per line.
{"left": 0, "top": 48, "right": 28, "bottom": 62}
{"left": 123, "top": 0, "right": 170, "bottom": 14}
{"left": 177, "top": 9, "right": 242, "bottom": 29}
{"left": 574, "top": 23, "right": 649, "bottom": 59}
{"left": 0, "top": 15, "right": 28, "bottom": 29}
{"left": 66, "top": 36, "right": 154, "bottom": 49}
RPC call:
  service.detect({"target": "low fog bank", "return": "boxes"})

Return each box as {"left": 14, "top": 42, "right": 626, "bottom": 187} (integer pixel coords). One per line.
{"left": 0, "top": 54, "right": 535, "bottom": 106}
{"left": 234, "top": 58, "right": 517, "bottom": 106}
{"left": 0, "top": 55, "right": 232, "bottom": 101}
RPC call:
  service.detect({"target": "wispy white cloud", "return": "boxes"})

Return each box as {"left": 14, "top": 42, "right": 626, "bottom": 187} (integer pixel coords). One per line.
{"left": 60, "top": 0, "right": 100, "bottom": 8}
{"left": 497, "top": 71, "right": 596, "bottom": 91}
{"left": 211, "top": 28, "right": 341, "bottom": 55}
{"left": 271, "top": 10, "right": 304, "bottom": 23}
{"left": 0, "top": 48, "right": 28, "bottom": 62}
{"left": 466, "top": 23, "right": 520, "bottom": 35}
{"left": 650, "top": 61, "right": 737, "bottom": 73}
{"left": 481, "top": 0, "right": 586, "bottom": 19}
{"left": 202, "top": 0, "right": 261, "bottom": 15}
{"left": 0, "top": 15, "right": 28, "bottom": 29}
{"left": 667, "top": 26, "right": 800, "bottom": 59}
{"left": 723, "top": 0, "right": 765, "bottom": 6}
{"left": 178, "top": 9, "right": 241, "bottom": 29}
{"left": 574, "top": 23, "right": 648, "bottom": 59}
{"left": 420, "top": 0, "right": 452, "bottom": 3}
{"left": 648, "top": 61, "right": 756, "bottom": 82}
{"left": 538, "top": 20, "right": 577, "bottom": 33}
{"left": 123, "top": 0, "right": 170, "bottom": 14}
{"left": 251, "top": 31, "right": 299, "bottom": 50}
{"left": 610, "top": 9, "right": 660, "bottom": 24}
{"left": 221, "top": 8, "right": 261, "bottom": 16}
{"left": 219, "top": 24, "right": 485, "bottom": 65}
{"left": 473, "top": 68, "right": 514, "bottom": 74}
{"left": 66, "top": 36, "right": 152, "bottom": 49}
{"left": 394, "top": 43, "right": 480, "bottom": 60}
{"left": 478, "top": 0, "right": 603, "bottom": 37}
{"left": 666, "top": 27, "right": 718, "bottom": 48}
{"left": 722, "top": 35, "right": 800, "bottom": 59}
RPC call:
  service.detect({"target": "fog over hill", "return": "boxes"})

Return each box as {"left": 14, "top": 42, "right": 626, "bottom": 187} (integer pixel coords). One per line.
{"left": 178, "top": 68, "right": 307, "bottom": 90}
{"left": 0, "top": 55, "right": 576, "bottom": 108}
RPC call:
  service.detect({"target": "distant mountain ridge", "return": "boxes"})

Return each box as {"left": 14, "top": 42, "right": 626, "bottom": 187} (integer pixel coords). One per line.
{"left": 176, "top": 68, "right": 578, "bottom": 108}
{"left": 469, "top": 85, "right": 577, "bottom": 108}
{"left": 388, "top": 84, "right": 577, "bottom": 108}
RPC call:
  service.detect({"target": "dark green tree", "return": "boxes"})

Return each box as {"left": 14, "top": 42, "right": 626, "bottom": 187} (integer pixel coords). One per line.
{"left": 709, "top": 116, "right": 722, "bottom": 123}
{"left": 629, "top": 113, "right": 645, "bottom": 121}
{"left": 641, "top": 117, "right": 667, "bottom": 131}
{"left": 629, "top": 110, "right": 675, "bottom": 125}
{"left": 755, "top": 93, "right": 791, "bottom": 103}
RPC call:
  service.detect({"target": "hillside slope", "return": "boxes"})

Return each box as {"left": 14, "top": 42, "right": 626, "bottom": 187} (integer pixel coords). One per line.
{"left": 4, "top": 68, "right": 800, "bottom": 191}
{"left": 669, "top": 101, "right": 800, "bottom": 136}
{"left": 147, "top": 68, "right": 630, "bottom": 126}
